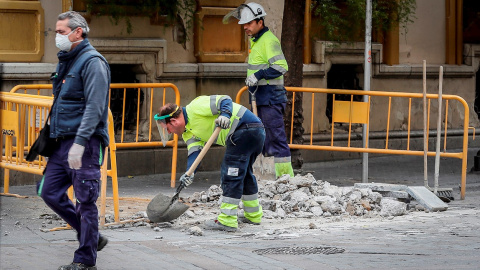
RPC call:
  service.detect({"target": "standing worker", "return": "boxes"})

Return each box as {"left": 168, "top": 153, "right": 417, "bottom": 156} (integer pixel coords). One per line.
{"left": 37, "top": 11, "right": 110, "bottom": 270}
{"left": 156, "top": 95, "right": 265, "bottom": 231}
{"left": 229, "top": 2, "right": 294, "bottom": 178}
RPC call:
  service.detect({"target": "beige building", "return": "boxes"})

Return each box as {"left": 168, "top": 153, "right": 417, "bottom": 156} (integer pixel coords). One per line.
{"left": 1, "top": 0, "right": 479, "bottom": 180}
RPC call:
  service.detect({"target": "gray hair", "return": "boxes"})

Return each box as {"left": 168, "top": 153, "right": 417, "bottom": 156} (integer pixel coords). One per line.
{"left": 58, "top": 11, "right": 89, "bottom": 38}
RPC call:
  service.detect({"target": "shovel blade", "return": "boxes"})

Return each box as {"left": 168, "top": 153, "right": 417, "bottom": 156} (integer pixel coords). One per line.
{"left": 146, "top": 192, "right": 189, "bottom": 223}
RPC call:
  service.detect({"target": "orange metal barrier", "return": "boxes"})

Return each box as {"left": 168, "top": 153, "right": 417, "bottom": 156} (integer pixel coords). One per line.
{"left": 236, "top": 86, "right": 474, "bottom": 200}
{"left": 1, "top": 92, "right": 52, "bottom": 198}
{"left": 0, "top": 91, "right": 120, "bottom": 228}
{"left": 10, "top": 83, "right": 181, "bottom": 187}
{"left": 2, "top": 83, "right": 181, "bottom": 228}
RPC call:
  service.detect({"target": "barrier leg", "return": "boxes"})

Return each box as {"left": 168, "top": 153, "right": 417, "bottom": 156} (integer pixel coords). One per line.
{"left": 99, "top": 149, "right": 108, "bottom": 228}
{"left": 0, "top": 168, "right": 28, "bottom": 198}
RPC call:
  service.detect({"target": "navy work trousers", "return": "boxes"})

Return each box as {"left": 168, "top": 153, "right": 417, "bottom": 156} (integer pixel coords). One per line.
{"left": 221, "top": 125, "right": 265, "bottom": 199}
{"left": 37, "top": 136, "right": 103, "bottom": 266}
{"left": 256, "top": 103, "right": 291, "bottom": 158}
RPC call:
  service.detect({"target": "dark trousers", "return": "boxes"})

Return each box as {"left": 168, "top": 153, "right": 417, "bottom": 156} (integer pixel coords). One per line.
{"left": 37, "top": 136, "right": 103, "bottom": 266}
{"left": 221, "top": 125, "right": 265, "bottom": 199}
{"left": 257, "top": 103, "right": 291, "bottom": 158}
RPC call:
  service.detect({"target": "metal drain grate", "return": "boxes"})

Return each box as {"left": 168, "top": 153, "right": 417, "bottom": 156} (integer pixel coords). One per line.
{"left": 253, "top": 246, "right": 345, "bottom": 255}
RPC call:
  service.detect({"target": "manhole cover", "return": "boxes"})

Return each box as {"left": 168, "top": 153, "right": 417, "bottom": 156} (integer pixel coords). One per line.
{"left": 253, "top": 246, "right": 345, "bottom": 255}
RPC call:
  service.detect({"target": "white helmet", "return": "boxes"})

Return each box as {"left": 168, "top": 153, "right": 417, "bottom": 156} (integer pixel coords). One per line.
{"left": 238, "top": 2, "right": 266, "bottom": 24}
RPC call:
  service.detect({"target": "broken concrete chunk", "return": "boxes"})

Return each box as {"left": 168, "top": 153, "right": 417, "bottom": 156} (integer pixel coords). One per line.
{"left": 310, "top": 206, "right": 324, "bottom": 216}
{"left": 289, "top": 174, "right": 315, "bottom": 187}
{"left": 380, "top": 198, "right": 407, "bottom": 217}
{"left": 188, "top": 226, "right": 203, "bottom": 236}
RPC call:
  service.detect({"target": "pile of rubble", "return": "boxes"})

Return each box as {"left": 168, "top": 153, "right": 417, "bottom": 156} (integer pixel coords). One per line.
{"left": 185, "top": 173, "right": 408, "bottom": 219}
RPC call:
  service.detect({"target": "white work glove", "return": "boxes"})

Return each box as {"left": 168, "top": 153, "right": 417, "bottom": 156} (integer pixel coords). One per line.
{"left": 179, "top": 173, "right": 195, "bottom": 187}
{"left": 215, "top": 115, "right": 230, "bottom": 129}
{"left": 245, "top": 74, "right": 258, "bottom": 86}
{"left": 68, "top": 143, "right": 85, "bottom": 170}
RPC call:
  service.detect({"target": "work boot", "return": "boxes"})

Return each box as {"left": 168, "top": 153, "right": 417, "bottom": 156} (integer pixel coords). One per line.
{"left": 77, "top": 233, "right": 108, "bottom": 251}
{"left": 238, "top": 217, "right": 260, "bottom": 225}
{"left": 205, "top": 219, "right": 237, "bottom": 232}
{"left": 58, "top": 262, "right": 97, "bottom": 270}
{"left": 97, "top": 234, "right": 108, "bottom": 251}
{"left": 275, "top": 162, "right": 294, "bottom": 178}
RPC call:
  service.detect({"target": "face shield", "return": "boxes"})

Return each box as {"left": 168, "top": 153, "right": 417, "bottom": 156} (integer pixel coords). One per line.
{"left": 222, "top": 3, "right": 266, "bottom": 25}
{"left": 154, "top": 105, "right": 180, "bottom": 147}
{"left": 223, "top": 4, "right": 251, "bottom": 24}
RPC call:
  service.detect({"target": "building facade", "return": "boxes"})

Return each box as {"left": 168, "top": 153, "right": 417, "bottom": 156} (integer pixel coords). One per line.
{"left": 1, "top": 0, "right": 479, "bottom": 180}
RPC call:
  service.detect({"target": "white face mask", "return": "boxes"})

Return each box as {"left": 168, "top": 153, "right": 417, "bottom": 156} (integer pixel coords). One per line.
{"left": 55, "top": 28, "right": 81, "bottom": 52}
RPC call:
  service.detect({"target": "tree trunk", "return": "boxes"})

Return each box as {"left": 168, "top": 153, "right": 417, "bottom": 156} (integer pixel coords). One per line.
{"left": 281, "top": 0, "right": 305, "bottom": 170}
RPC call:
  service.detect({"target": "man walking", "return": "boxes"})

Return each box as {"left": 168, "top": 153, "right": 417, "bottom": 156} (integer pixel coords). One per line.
{"left": 37, "top": 11, "right": 110, "bottom": 270}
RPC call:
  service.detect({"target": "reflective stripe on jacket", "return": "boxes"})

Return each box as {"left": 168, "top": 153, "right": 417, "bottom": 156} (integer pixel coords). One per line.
{"left": 247, "top": 28, "right": 288, "bottom": 105}
{"left": 183, "top": 95, "right": 247, "bottom": 156}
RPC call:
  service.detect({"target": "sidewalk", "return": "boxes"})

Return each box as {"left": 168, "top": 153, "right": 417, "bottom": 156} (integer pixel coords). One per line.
{"left": 1, "top": 149, "right": 479, "bottom": 269}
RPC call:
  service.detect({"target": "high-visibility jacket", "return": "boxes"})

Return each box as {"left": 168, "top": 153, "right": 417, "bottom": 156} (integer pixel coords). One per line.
{"left": 183, "top": 95, "right": 248, "bottom": 157}
{"left": 247, "top": 27, "right": 288, "bottom": 105}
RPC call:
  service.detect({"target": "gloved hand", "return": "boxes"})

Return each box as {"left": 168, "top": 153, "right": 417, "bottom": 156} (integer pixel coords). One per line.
{"left": 179, "top": 172, "right": 195, "bottom": 187}
{"left": 245, "top": 74, "right": 258, "bottom": 86}
{"left": 215, "top": 115, "right": 230, "bottom": 129}
{"left": 68, "top": 143, "right": 85, "bottom": 170}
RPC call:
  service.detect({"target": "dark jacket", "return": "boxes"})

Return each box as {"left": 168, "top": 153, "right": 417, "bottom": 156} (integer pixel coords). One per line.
{"left": 50, "top": 39, "right": 111, "bottom": 147}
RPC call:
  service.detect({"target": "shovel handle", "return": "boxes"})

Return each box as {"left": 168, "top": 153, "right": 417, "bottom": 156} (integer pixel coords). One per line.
{"left": 185, "top": 126, "right": 222, "bottom": 176}
{"left": 248, "top": 84, "right": 259, "bottom": 116}
{"left": 171, "top": 182, "right": 186, "bottom": 202}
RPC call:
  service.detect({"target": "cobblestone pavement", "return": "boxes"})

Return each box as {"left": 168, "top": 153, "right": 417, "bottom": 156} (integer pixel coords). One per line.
{"left": 1, "top": 149, "right": 479, "bottom": 270}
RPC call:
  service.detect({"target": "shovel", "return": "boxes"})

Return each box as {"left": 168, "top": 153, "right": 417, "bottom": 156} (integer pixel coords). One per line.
{"left": 147, "top": 126, "right": 222, "bottom": 223}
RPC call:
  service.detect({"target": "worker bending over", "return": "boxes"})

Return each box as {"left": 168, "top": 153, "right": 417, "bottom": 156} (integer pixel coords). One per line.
{"left": 156, "top": 95, "right": 265, "bottom": 231}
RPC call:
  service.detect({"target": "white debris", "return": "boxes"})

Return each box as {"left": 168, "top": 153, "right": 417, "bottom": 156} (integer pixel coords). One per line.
{"left": 183, "top": 210, "right": 195, "bottom": 218}
{"left": 127, "top": 173, "right": 411, "bottom": 229}
{"left": 379, "top": 198, "right": 407, "bottom": 217}
{"left": 186, "top": 185, "right": 222, "bottom": 204}
{"left": 310, "top": 206, "right": 324, "bottom": 216}
{"left": 179, "top": 173, "right": 408, "bottom": 223}
{"left": 188, "top": 226, "right": 203, "bottom": 236}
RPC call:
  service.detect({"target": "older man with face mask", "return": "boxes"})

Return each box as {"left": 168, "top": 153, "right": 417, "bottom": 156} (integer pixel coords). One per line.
{"left": 37, "top": 11, "right": 110, "bottom": 270}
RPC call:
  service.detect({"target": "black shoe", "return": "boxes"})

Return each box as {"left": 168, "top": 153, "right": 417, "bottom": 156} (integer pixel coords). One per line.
{"left": 58, "top": 262, "right": 97, "bottom": 270}
{"left": 97, "top": 234, "right": 108, "bottom": 251}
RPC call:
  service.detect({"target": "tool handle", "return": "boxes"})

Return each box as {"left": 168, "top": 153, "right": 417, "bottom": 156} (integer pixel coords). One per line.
{"left": 251, "top": 100, "right": 258, "bottom": 116}
{"left": 171, "top": 182, "right": 185, "bottom": 202}
{"left": 186, "top": 126, "right": 222, "bottom": 176}
{"left": 248, "top": 84, "right": 259, "bottom": 116}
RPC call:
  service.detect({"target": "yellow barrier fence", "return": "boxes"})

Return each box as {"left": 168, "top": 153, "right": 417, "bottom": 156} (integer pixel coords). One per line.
{"left": 2, "top": 83, "right": 181, "bottom": 228}
{"left": 9, "top": 83, "right": 181, "bottom": 187}
{"left": 236, "top": 86, "right": 474, "bottom": 200}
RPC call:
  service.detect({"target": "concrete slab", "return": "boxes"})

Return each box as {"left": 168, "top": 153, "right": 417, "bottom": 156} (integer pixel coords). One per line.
{"left": 377, "top": 190, "right": 410, "bottom": 199}
{"left": 354, "top": 183, "right": 408, "bottom": 192}
{"left": 407, "top": 186, "right": 448, "bottom": 212}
